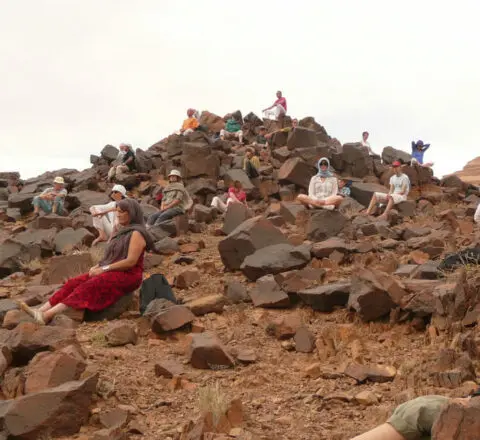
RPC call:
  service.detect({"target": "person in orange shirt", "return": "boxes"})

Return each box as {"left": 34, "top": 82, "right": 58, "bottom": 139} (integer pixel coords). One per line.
{"left": 179, "top": 108, "right": 199, "bottom": 135}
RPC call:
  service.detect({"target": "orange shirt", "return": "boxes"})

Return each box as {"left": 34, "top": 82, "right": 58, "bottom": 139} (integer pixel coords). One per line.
{"left": 182, "top": 117, "right": 199, "bottom": 131}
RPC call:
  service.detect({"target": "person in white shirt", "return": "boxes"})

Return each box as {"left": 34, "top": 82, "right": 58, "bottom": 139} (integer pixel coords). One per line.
{"left": 364, "top": 161, "right": 410, "bottom": 219}
{"left": 474, "top": 203, "right": 480, "bottom": 224}
{"left": 361, "top": 131, "right": 375, "bottom": 156}
{"left": 297, "top": 157, "right": 343, "bottom": 210}
{"left": 89, "top": 184, "right": 127, "bottom": 246}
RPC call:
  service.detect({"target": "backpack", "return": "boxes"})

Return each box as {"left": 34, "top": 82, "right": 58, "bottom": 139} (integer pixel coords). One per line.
{"left": 139, "top": 274, "right": 177, "bottom": 315}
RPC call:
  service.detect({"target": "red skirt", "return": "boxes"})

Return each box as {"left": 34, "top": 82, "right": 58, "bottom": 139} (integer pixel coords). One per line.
{"left": 49, "top": 265, "right": 143, "bottom": 311}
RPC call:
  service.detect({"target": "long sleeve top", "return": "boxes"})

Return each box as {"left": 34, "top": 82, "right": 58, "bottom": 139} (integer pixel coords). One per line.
{"left": 411, "top": 141, "right": 430, "bottom": 164}
{"left": 308, "top": 176, "right": 338, "bottom": 200}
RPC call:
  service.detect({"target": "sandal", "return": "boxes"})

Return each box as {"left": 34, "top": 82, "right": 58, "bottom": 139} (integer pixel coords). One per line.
{"left": 16, "top": 301, "right": 45, "bottom": 325}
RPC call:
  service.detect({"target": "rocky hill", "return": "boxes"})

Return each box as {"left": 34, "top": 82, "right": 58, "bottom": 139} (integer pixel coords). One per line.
{"left": 0, "top": 111, "right": 479, "bottom": 439}
{"left": 452, "top": 156, "right": 480, "bottom": 185}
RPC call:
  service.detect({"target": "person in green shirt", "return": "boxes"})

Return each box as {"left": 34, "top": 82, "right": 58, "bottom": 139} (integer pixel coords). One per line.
{"left": 220, "top": 115, "right": 244, "bottom": 143}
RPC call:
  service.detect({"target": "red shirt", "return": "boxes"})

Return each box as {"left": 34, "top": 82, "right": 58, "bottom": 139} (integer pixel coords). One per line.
{"left": 275, "top": 97, "right": 287, "bottom": 112}
{"left": 228, "top": 187, "right": 246, "bottom": 202}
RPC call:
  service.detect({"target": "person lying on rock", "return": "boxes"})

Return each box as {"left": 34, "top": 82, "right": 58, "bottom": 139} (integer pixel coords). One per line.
{"left": 32, "top": 176, "right": 67, "bottom": 217}
{"left": 411, "top": 140, "right": 434, "bottom": 167}
{"left": 18, "top": 198, "right": 154, "bottom": 324}
{"left": 220, "top": 114, "right": 244, "bottom": 144}
{"left": 210, "top": 180, "right": 247, "bottom": 213}
{"left": 107, "top": 143, "right": 136, "bottom": 182}
{"left": 146, "top": 170, "right": 193, "bottom": 228}
{"left": 89, "top": 184, "right": 127, "bottom": 246}
{"left": 351, "top": 390, "right": 479, "bottom": 440}
{"left": 178, "top": 108, "right": 200, "bottom": 135}
{"left": 297, "top": 158, "right": 344, "bottom": 210}
{"left": 243, "top": 147, "right": 261, "bottom": 179}
{"left": 364, "top": 161, "right": 410, "bottom": 219}
{"left": 262, "top": 90, "right": 287, "bottom": 128}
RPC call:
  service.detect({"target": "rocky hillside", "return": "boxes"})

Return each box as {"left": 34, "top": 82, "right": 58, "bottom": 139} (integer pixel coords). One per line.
{"left": 453, "top": 156, "right": 480, "bottom": 185}
{"left": 0, "top": 111, "right": 479, "bottom": 439}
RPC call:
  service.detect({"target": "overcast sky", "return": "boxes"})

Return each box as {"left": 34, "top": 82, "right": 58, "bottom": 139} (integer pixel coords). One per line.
{"left": 1, "top": 0, "right": 479, "bottom": 179}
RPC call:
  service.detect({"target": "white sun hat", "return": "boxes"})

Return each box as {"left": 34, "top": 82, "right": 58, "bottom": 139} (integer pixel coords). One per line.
{"left": 168, "top": 169, "right": 182, "bottom": 178}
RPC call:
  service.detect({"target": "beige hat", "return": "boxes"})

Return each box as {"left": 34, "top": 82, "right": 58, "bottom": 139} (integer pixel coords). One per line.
{"left": 111, "top": 184, "right": 127, "bottom": 197}
{"left": 168, "top": 169, "right": 182, "bottom": 178}
{"left": 53, "top": 176, "right": 65, "bottom": 185}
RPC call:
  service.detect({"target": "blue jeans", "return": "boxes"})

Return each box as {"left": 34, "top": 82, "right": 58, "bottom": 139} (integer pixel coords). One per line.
{"left": 147, "top": 207, "right": 184, "bottom": 227}
{"left": 32, "top": 196, "right": 65, "bottom": 215}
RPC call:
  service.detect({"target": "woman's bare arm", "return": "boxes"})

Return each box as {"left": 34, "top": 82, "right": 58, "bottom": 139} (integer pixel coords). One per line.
{"left": 102, "top": 231, "right": 146, "bottom": 271}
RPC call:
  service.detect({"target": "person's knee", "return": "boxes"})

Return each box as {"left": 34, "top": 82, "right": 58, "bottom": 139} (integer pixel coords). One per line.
{"left": 32, "top": 196, "right": 40, "bottom": 205}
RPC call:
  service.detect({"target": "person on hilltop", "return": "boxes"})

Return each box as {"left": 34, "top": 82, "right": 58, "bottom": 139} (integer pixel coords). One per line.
{"left": 296, "top": 158, "right": 344, "bottom": 210}
{"left": 220, "top": 114, "right": 244, "bottom": 144}
{"left": 210, "top": 180, "right": 247, "bottom": 213}
{"left": 32, "top": 176, "right": 68, "bottom": 218}
{"left": 254, "top": 126, "right": 268, "bottom": 147}
{"left": 146, "top": 170, "right": 193, "bottom": 228}
{"left": 18, "top": 199, "right": 154, "bottom": 325}
{"left": 351, "top": 390, "right": 480, "bottom": 440}
{"left": 178, "top": 108, "right": 200, "bottom": 135}
{"left": 364, "top": 161, "right": 410, "bottom": 219}
{"left": 411, "top": 140, "right": 434, "bottom": 167}
{"left": 474, "top": 202, "right": 480, "bottom": 224}
{"left": 361, "top": 131, "right": 375, "bottom": 156}
{"left": 338, "top": 177, "right": 353, "bottom": 198}
{"left": 243, "top": 147, "right": 261, "bottom": 179}
{"left": 107, "top": 143, "right": 136, "bottom": 182}
{"left": 89, "top": 184, "right": 127, "bottom": 246}
{"left": 263, "top": 90, "right": 287, "bottom": 128}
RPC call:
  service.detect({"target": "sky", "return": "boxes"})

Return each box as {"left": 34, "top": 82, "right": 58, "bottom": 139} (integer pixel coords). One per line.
{"left": 1, "top": 0, "right": 480, "bottom": 179}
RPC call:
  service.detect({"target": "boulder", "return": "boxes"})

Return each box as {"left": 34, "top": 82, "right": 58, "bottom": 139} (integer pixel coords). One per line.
{"left": 221, "top": 203, "right": 253, "bottom": 236}
{"left": 0, "top": 299, "right": 20, "bottom": 324}
{"left": 101, "top": 145, "right": 119, "bottom": 162}
{"left": 54, "top": 228, "right": 95, "bottom": 254}
{"left": 440, "top": 174, "right": 467, "bottom": 190}
{"left": 84, "top": 292, "right": 135, "bottom": 322}
{"left": 294, "top": 327, "right": 315, "bottom": 353}
{"left": 66, "top": 190, "right": 110, "bottom": 212}
{"left": 222, "top": 169, "right": 255, "bottom": 191}
{"left": 175, "top": 268, "right": 201, "bottom": 289}
{"left": 224, "top": 281, "right": 249, "bottom": 304}
{"left": 381, "top": 146, "right": 411, "bottom": 164}
{"left": 279, "top": 202, "right": 306, "bottom": 225}
{"left": 0, "top": 240, "right": 33, "bottom": 278}
{"left": 432, "top": 397, "right": 480, "bottom": 439}
{"left": 185, "top": 294, "right": 226, "bottom": 316}
{"left": 134, "top": 149, "right": 154, "bottom": 173}
{"left": 14, "top": 228, "right": 57, "bottom": 257}
{"left": 33, "top": 214, "right": 73, "bottom": 230}
{"left": 275, "top": 267, "right": 326, "bottom": 293}
{"left": 41, "top": 253, "right": 93, "bottom": 284}
{"left": 249, "top": 275, "right": 290, "bottom": 308}
{"left": 286, "top": 127, "right": 318, "bottom": 150}
{"left": 341, "top": 143, "right": 373, "bottom": 178}
{"left": 240, "top": 243, "right": 311, "bottom": 281}
{"left": 186, "top": 178, "right": 217, "bottom": 197}
{"left": 193, "top": 204, "right": 214, "bottom": 224}
{"left": 298, "top": 282, "right": 351, "bottom": 312}
{"left": 182, "top": 142, "right": 220, "bottom": 179}
{"left": 218, "top": 216, "right": 287, "bottom": 270}
{"left": 155, "top": 237, "right": 180, "bottom": 255}
{"left": 306, "top": 210, "right": 348, "bottom": 241}
{"left": 199, "top": 111, "right": 225, "bottom": 133}
{"left": 311, "top": 238, "right": 350, "bottom": 259}
{"left": 266, "top": 314, "right": 303, "bottom": 340}
{"left": 278, "top": 157, "right": 316, "bottom": 189}
{"left": 8, "top": 193, "right": 36, "bottom": 214}
{"left": 23, "top": 351, "right": 86, "bottom": 394}
{"left": 105, "top": 322, "right": 138, "bottom": 346}
{"left": 350, "top": 182, "right": 388, "bottom": 207}
{"left": 150, "top": 305, "right": 195, "bottom": 333}
{"left": 188, "top": 332, "right": 234, "bottom": 370}
{"left": 155, "top": 360, "right": 184, "bottom": 378}
{"left": 0, "top": 375, "right": 98, "bottom": 439}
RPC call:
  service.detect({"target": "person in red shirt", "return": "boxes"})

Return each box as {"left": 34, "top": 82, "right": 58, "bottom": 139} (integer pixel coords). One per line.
{"left": 263, "top": 91, "right": 287, "bottom": 128}
{"left": 210, "top": 180, "right": 247, "bottom": 213}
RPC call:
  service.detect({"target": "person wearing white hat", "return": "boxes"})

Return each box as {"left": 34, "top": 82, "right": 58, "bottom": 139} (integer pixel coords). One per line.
{"left": 107, "top": 143, "right": 136, "bottom": 182}
{"left": 32, "top": 176, "right": 68, "bottom": 217}
{"left": 147, "top": 170, "right": 193, "bottom": 228}
{"left": 89, "top": 184, "right": 127, "bottom": 246}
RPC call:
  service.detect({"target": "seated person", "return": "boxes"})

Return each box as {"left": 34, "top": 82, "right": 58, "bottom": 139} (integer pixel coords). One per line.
{"left": 364, "top": 161, "right": 410, "bottom": 219}
{"left": 32, "top": 176, "right": 67, "bottom": 217}
{"left": 18, "top": 199, "right": 154, "bottom": 324}
{"left": 211, "top": 180, "right": 247, "bottom": 213}
{"left": 474, "top": 203, "right": 480, "bottom": 224}
{"left": 178, "top": 108, "right": 200, "bottom": 135}
{"left": 262, "top": 90, "right": 287, "bottom": 128}
{"left": 411, "top": 140, "right": 433, "bottom": 167}
{"left": 220, "top": 115, "right": 244, "bottom": 143}
{"left": 361, "top": 131, "right": 375, "bottom": 156}
{"left": 338, "top": 178, "right": 352, "bottom": 197}
{"left": 297, "top": 158, "right": 343, "bottom": 210}
{"left": 352, "top": 390, "right": 479, "bottom": 440}
{"left": 108, "top": 143, "right": 136, "bottom": 181}
{"left": 254, "top": 126, "right": 268, "bottom": 147}
{"left": 89, "top": 184, "right": 127, "bottom": 246}
{"left": 146, "top": 170, "right": 193, "bottom": 228}
{"left": 243, "top": 147, "right": 261, "bottom": 179}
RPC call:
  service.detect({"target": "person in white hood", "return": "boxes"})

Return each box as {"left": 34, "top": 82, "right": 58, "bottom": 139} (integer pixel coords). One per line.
{"left": 297, "top": 157, "right": 344, "bottom": 210}
{"left": 90, "top": 184, "right": 127, "bottom": 245}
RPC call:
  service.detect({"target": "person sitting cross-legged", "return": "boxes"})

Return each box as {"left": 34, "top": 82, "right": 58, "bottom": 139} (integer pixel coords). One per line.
{"left": 297, "top": 158, "right": 344, "bottom": 210}
{"left": 364, "top": 161, "right": 410, "bottom": 219}
{"left": 32, "top": 176, "right": 68, "bottom": 218}
{"left": 146, "top": 170, "right": 193, "bottom": 228}
{"left": 18, "top": 199, "right": 154, "bottom": 324}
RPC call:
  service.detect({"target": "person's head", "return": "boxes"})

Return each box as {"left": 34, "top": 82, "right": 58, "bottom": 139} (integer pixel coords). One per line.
{"left": 116, "top": 198, "right": 145, "bottom": 227}
{"left": 338, "top": 178, "right": 352, "bottom": 189}
{"left": 416, "top": 140, "right": 424, "bottom": 150}
{"left": 233, "top": 180, "right": 243, "bottom": 190}
{"left": 318, "top": 157, "right": 330, "bottom": 171}
{"left": 187, "top": 108, "right": 195, "bottom": 118}
{"left": 53, "top": 176, "right": 65, "bottom": 191}
{"left": 362, "top": 131, "right": 369, "bottom": 141}
{"left": 276, "top": 90, "right": 282, "bottom": 98}
{"left": 259, "top": 126, "right": 266, "bottom": 135}
{"left": 168, "top": 169, "right": 182, "bottom": 183}
{"left": 110, "top": 184, "right": 127, "bottom": 201}
{"left": 292, "top": 118, "right": 298, "bottom": 128}
{"left": 245, "top": 147, "right": 255, "bottom": 159}
{"left": 119, "top": 143, "right": 132, "bottom": 153}
{"left": 392, "top": 160, "right": 402, "bottom": 175}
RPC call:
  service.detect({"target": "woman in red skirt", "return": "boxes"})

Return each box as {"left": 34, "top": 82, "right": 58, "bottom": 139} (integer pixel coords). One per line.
{"left": 19, "top": 198, "right": 154, "bottom": 324}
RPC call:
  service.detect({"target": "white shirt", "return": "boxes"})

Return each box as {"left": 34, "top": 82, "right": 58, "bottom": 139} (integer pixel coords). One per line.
{"left": 308, "top": 176, "right": 338, "bottom": 200}
{"left": 389, "top": 173, "right": 410, "bottom": 196}
{"left": 474, "top": 204, "right": 480, "bottom": 223}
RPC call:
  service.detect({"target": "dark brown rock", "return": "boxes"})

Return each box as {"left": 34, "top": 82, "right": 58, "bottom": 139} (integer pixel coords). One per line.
{"left": 306, "top": 210, "right": 348, "bottom": 241}
{"left": 278, "top": 157, "right": 316, "bottom": 189}
{"left": 151, "top": 306, "right": 195, "bottom": 333}
{"left": 221, "top": 202, "right": 253, "bottom": 236}
{"left": 41, "top": 253, "right": 93, "bottom": 284}
{"left": 249, "top": 275, "right": 290, "bottom": 308}
{"left": 188, "top": 332, "right": 234, "bottom": 370}
{"left": 298, "top": 282, "right": 351, "bottom": 312}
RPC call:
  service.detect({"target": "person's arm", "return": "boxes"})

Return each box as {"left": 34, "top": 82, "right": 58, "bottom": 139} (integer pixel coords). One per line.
{"left": 422, "top": 144, "right": 431, "bottom": 151}
{"left": 330, "top": 178, "right": 339, "bottom": 197}
{"left": 90, "top": 231, "right": 146, "bottom": 275}
{"left": 228, "top": 189, "right": 240, "bottom": 203}
{"left": 388, "top": 184, "right": 394, "bottom": 195}
{"left": 308, "top": 177, "right": 316, "bottom": 198}
{"left": 411, "top": 141, "right": 416, "bottom": 152}
{"left": 124, "top": 154, "right": 134, "bottom": 165}
{"left": 161, "top": 192, "right": 182, "bottom": 210}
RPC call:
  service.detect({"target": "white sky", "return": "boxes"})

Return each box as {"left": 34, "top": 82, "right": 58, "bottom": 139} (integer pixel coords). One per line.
{"left": 1, "top": 0, "right": 479, "bottom": 179}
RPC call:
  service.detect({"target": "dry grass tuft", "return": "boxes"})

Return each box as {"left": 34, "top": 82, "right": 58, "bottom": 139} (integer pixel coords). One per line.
{"left": 90, "top": 332, "right": 107, "bottom": 347}
{"left": 197, "top": 382, "right": 229, "bottom": 427}
{"left": 19, "top": 258, "right": 43, "bottom": 273}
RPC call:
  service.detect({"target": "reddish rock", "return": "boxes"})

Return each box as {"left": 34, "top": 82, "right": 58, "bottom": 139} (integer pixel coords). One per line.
{"left": 311, "top": 238, "right": 350, "bottom": 259}
{"left": 432, "top": 396, "right": 480, "bottom": 439}
{"left": 275, "top": 267, "right": 326, "bottom": 294}
{"left": 249, "top": 275, "right": 290, "bottom": 308}
{"left": 266, "top": 314, "right": 303, "bottom": 340}
{"left": 294, "top": 327, "right": 315, "bottom": 353}
{"left": 278, "top": 157, "right": 316, "bottom": 189}
{"left": 221, "top": 202, "right": 253, "bottom": 236}
{"left": 279, "top": 202, "right": 307, "bottom": 225}
{"left": 298, "top": 282, "right": 351, "bottom": 312}
{"left": 185, "top": 294, "right": 226, "bottom": 316}
{"left": 175, "top": 268, "right": 201, "bottom": 289}
{"left": 151, "top": 306, "right": 195, "bottom": 333}
{"left": 344, "top": 362, "right": 396, "bottom": 383}
{"left": 188, "top": 332, "right": 234, "bottom": 370}
{"left": 105, "top": 322, "right": 138, "bottom": 346}
{"left": 306, "top": 210, "right": 348, "bottom": 241}
{"left": 154, "top": 360, "right": 184, "bottom": 378}
{"left": 41, "top": 253, "right": 93, "bottom": 285}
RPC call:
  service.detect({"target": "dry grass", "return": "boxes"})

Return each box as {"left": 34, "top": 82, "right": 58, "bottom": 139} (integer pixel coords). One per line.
{"left": 89, "top": 246, "right": 104, "bottom": 265}
{"left": 90, "top": 332, "right": 107, "bottom": 347}
{"left": 197, "top": 382, "right": 229, "bottom": 427}
{"left": 19, "top": 258, "right": 43, "bottom": 273}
